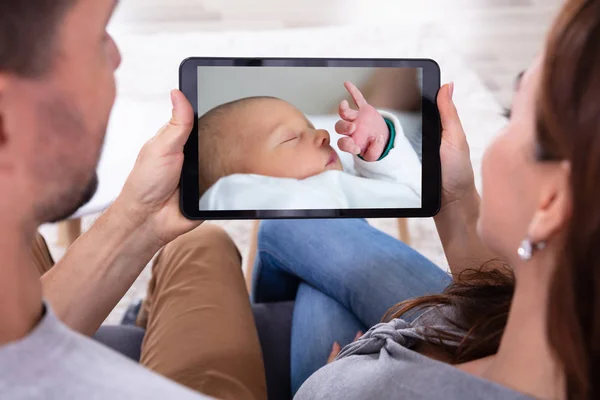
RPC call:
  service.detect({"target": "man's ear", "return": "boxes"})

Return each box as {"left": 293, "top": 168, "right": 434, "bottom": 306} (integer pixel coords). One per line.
{"left": 528, "top": 161, "right": 572, "bottom": 243}
{"left": 0, "top": 76, "right": 5, "bottom": 146}
{"left": 0, "top": 113, "right": 5, "bottom": 147}
{"left": 0, "top": 75, "right": 14, "bottom": 170}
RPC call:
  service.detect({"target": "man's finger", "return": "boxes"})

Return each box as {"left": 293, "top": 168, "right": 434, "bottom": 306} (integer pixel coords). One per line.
{"left": 327, "top": 342, "right": 341, "bottom": 364}
{"left": 339, "top": 100, "right": 359, "bottom": 122}
{"left": 156, "top": 89, "right": 195, "bottom": 150}
{"left": 437, "top": 83, "right": 467, "bottom": 147}
{"left": 338, "top": 137, "right": 361, "bottom": 155}
{"left": 344, "top": 81, "right": 368, "bottom": 108}
{"left": 362, "top": 136, "right": 386, "bottom": 161}
{"left": 335, "top": 120, "right": 355, "bottom": 136}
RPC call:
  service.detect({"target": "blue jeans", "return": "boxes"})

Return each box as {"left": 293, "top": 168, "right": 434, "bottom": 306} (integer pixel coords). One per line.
{"left": 252, "top": 219, "right": 451, "bottom": 395}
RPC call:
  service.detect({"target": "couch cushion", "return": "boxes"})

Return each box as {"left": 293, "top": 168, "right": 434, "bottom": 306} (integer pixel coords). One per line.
{"left": 252, "top": 301, "right": 295, "bottom": 400}
{"left": 93, "top": 324, "right": 146, "bottom": 362}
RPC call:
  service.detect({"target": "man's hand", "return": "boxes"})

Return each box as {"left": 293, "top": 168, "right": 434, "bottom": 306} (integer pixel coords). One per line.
{"left": 116, "top": 89, "right": 202, "bottom": 247}
{"left": 335, "top": 81, "right": 390, "bottom": 161}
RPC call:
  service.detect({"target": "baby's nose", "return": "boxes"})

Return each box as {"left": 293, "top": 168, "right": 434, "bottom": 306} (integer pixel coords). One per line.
{"left": 315, "top": 129, "right": 331, "bottom": 147}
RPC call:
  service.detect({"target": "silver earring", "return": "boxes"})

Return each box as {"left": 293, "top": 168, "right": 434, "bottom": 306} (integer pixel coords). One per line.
{"left": 518, "top": 238, "right": 547, "bottom": 261}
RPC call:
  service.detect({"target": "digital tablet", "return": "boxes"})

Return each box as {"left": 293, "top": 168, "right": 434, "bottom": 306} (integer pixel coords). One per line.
{"left": 179, "top": 57, "right": 441, "bottom": 220}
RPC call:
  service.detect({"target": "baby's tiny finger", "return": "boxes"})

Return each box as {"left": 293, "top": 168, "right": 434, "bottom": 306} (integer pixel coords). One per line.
{"left": 339, "top": 100, "right": 359, "bottom": 121}
{"left": 354, "top": 331, "right": 363, "bottom": 342}
{"left": 335, "top": 120, "right": 355, "bottom": 135}
{"left": 362, "top": 135, "right": 386, "bottom": 162}
{"left": 344, "top": 81, "right": 368, "bottom": 108}
{"left": 338, "top": 137, "right": 360, "bottom": 155}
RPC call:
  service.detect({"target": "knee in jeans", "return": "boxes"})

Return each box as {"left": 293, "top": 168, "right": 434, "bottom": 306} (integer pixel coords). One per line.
{"left": 257, "top": 220, "right": 299, "bottom": 250}
{"left": 258, "top": 219, "right": 367, "bottom": 252}
{"left": 257, "top": 220, "right": 282, "bottom": 242}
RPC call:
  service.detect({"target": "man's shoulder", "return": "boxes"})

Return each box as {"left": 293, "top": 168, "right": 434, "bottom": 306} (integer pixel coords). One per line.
{"left": 0, "top": 310, "right": 212, "bottom": 400}
{"left": 63, "top": 331, "right": 212, "bottom": 399}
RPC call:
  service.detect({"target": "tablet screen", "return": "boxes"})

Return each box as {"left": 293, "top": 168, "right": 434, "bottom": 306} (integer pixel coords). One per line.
{"left": 180, "top": 58, "right": 441, "bottom": 219}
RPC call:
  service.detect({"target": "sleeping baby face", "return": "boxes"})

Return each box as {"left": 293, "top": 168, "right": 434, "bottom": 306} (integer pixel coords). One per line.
{"left": 230, "top": 98, "right": 343, "bottom": 179}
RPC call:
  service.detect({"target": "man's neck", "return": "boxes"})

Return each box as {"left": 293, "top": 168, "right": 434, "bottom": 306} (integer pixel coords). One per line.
{"left": 0, "top": 214, "right": 44, "bottom": 345}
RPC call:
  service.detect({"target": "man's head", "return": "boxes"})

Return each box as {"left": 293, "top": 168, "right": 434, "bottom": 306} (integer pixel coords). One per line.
{"left": 0, "top": 0, "right": 121, "bottom": 224}
{"left": 197, "top": 97, "right": 343, "bottom": 194}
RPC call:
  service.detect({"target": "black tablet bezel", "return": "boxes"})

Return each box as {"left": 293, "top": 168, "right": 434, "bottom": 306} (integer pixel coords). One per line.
{"left": 180, "top": 57, "right": 441, "bottom": 220}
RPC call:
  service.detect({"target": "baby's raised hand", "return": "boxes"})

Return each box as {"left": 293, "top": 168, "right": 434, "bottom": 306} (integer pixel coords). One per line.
{"left": 335, "top": 81, "right": 390, "bottom": 161}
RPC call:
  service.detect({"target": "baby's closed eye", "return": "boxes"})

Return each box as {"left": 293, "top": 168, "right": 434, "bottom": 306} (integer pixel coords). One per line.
{"left": 280, "top": 134, "right": 300, "bottom": 144}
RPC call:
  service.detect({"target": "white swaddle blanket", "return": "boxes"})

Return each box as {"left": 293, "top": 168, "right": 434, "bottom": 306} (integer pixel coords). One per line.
{"left": 199, "top": 111, "right": 422, "bottom": 210}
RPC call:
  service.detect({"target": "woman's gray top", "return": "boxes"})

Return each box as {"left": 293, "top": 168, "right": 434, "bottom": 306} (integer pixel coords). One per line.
{"left": 295, "top": 313, "right": 534, "bottom": 400}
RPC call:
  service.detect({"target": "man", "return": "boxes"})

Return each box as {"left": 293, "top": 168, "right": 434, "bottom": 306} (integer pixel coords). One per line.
{"left": 0, "top": 0, "right": 266, "bottom": 399}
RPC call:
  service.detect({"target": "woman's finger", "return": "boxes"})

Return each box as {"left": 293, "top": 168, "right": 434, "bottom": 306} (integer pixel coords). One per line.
{"left": 362, "top": 136, "right": 387, "bottom": 161}
{"left": 327, "top": 342, "right": 341, "bottom": 364}
{"left": 437, "top": 83, "right": 468, "bottom": 149}
{"left": 344, "top": 81, "right": 368, "bottom": 108}
{"left": 338, "top": 137, "right": 361, "bottom": 155}
{"left": 339, "top": 100, "right": 359, "bottom": 121}
{"left": 335, "top": 120, "right": 355, "bottom": 136}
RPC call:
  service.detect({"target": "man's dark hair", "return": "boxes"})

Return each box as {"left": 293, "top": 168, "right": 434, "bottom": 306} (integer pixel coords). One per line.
{"left": 0, "top": 0, "right": 75, "bottom": 77}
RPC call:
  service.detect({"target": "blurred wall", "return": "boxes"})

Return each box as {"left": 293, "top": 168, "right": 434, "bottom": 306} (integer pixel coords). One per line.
{"left": 197, "top": 66, "right": 376, "bottom": 115}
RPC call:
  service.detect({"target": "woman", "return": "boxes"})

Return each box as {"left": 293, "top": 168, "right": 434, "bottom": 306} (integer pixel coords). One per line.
{"left": 253, "top": 0, "right": 599, "bottom": 398}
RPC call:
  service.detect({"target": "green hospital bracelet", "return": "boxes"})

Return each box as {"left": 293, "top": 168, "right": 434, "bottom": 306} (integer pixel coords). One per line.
{"left": 358, "top": 118, "right": 396, "bottom": 161}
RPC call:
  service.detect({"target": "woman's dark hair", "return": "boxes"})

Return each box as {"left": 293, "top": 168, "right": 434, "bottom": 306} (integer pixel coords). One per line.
{"left": 538, "top": 0, "right": 600, "bottom": 398}
{"left": 0, "top": 0, "right": 75, "bottom": 76}
{"left": 383, "top": 267, "right": 515, "bottom": 363}
{"left": 385, "top": 1, "right": 600, "bottom": 398}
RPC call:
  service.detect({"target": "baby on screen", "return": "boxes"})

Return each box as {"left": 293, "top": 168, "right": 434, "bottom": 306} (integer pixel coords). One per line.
{"left": 198, "top": 82, "right": 423, "bottom": 210}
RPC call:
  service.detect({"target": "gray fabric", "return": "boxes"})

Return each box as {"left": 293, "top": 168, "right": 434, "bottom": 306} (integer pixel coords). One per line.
{"left": 295, "top": 317, "right": 535, "bottom": 400}
{"left": 0, "top": 304, "right": 211, "bottom": 400}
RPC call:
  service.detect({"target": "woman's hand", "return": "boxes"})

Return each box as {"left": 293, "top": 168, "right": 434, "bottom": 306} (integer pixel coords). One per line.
{"left": 437, "top": 83, "right": 478, "bottom": 211}
{"left": 115, "top": 89, "right": 202, "bottom": 248}
{"left": 335, "top": 82, "right": 390, "bottom": 161}
{"left": 433, "top": 83, "right": 507, "bottom": 277}
{"left": 327, "top": 331, "right": 363, "bottom": 364}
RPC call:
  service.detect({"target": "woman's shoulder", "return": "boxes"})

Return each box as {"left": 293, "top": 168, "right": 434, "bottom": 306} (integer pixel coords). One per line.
{"left": 294, "top": 318, "right": 535, "bottom": 400}
{"left": 335, "top": 318, "right": 425, "bottom": 360}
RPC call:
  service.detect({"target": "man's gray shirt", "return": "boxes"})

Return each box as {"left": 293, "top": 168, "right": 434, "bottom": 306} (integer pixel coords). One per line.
{"left": 0, "top": 304, "right": 212, "bottom": 400}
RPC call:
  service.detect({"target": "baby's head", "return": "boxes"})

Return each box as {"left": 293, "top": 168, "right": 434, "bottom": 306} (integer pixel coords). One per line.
{"left": 198, "top": 97, "right": 343, "bottom": 194}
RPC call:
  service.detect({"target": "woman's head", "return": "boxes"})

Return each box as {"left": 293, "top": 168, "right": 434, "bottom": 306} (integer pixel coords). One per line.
{"left": 387, "top": 1, "right": 600, "bottom": 398}
{"left": 478, "top": 0, "right": 600, "bottom": 397}
{"left": 478, "top": 0, "right": 600, "bottom": 267}
{"left": 477, "top": 57, "right": 567, "bottom": 262}
{"left": 477, "top": 53, "right": 575, "bottom": 267}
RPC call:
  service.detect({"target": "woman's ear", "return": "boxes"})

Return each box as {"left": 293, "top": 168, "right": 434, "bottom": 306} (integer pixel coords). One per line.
{"left": 528, "top": 161, "right": 572, "bottom": 243}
